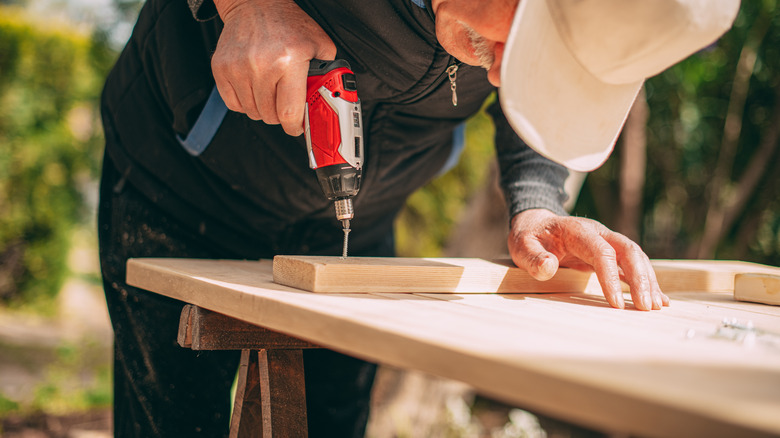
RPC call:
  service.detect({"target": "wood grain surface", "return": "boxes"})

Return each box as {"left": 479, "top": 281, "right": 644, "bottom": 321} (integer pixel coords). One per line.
{"left": 127, "top": 257, "right": 780, "bottom": 438}
{"left": 273, "top": 255, "right": 780, "bottom": 293}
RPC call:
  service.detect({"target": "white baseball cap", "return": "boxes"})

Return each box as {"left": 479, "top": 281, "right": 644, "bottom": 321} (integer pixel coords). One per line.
{"left": 499, "top": 0, "right": 741, "bottom": 172}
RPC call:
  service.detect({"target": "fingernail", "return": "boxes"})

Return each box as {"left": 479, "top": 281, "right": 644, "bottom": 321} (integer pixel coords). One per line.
{"left": 653, "top": 294, "right": 663, "bottom": 309}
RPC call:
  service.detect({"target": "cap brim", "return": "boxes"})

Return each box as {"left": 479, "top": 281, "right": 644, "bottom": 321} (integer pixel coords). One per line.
{"left": 498, "top": 0, "right": 643, "bottom": 172}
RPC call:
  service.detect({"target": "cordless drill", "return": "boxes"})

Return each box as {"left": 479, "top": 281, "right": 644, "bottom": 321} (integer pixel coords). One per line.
{"left": 304, "top": 59, "right": 364, "bottom": 258}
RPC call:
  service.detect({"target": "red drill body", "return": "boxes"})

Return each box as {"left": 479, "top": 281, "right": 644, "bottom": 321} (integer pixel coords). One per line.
{"left": 304, "top": 59, "right": 364, "bottom": 257}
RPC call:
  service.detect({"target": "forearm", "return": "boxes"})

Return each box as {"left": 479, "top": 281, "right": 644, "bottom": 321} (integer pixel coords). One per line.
{"left": 487, "top": 98, "right": 569, "bottom": 220}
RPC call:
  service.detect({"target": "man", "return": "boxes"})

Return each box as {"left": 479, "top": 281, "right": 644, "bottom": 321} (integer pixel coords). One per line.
{"left": 99, "top": 0, "right": 735, "bottom": 436}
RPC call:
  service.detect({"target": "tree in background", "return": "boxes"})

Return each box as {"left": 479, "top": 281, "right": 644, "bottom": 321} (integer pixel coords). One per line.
{"left": 578, "top": 0, "right": 780, "bottom": 266}
{"left": 0, "top": 7, "right": 112, "bottom": 306}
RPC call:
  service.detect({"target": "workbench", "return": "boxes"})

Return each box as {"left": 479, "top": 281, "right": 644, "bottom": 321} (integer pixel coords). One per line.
{"left": 126, "top": 258, "right": 780, "bottom": 438}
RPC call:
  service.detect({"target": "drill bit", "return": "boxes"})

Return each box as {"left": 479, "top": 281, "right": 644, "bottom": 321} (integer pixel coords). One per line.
{"left": 334, "top": 199, "right": 354, "bottom": 259}
{"left": 341, "top": 219, "right": 351, "bottom": 259}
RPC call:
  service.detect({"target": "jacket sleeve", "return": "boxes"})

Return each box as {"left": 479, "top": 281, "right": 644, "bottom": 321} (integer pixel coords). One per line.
{"left": 187, "top": 0, "right": 218, "bottom": 21}
{"left": 488, "top": 98, "right": 570, "bottom": 219}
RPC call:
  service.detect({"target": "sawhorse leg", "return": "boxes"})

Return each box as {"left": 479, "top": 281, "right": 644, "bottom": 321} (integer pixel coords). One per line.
{"left": 178, "top": 305, "right": 319, "bottom": 437}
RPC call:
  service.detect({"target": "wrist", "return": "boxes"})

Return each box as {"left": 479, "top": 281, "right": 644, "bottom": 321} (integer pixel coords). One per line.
{"left": 511, "top": 208, "right": 556, "bottom": 231}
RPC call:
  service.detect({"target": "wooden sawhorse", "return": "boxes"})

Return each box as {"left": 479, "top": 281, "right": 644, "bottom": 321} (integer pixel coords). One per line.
{"left": 177, "top": 305, "right": 319, "bottom": 437}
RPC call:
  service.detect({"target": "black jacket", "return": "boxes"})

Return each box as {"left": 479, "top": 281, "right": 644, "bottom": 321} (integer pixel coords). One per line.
{"left": 101, "top": 0, "right": 568, "bottom": 258}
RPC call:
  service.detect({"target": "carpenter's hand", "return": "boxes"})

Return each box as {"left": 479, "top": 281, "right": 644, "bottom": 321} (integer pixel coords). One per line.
{"left": 212, "top": 0, "right": 336, "bottom": 136}
{"left": 508, "top": 209, "right": 670, "bottom": 311}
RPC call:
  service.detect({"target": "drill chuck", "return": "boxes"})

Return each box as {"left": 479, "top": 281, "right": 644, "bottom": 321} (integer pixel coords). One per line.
{"left": 334, "top": 198, "right": 354, "bottom": 221}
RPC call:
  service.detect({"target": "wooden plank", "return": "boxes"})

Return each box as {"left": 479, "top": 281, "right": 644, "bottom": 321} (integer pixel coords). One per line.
{"left": 385, "top": 291, "right": 780, "bottom": 434}
{"left": 735, "top": 273, "right": 780, "bottom": 306}
{"left": 126, "top": 258, "right": 780, "bottom": 438}
{"left": 177, "top": 305, "right": 319, "bottom": 350}
{"left": 273, "top": 256, "right": 780, "bottom": 294}
{"left": 652, "top": 260, "right": 780, "bottom": 293}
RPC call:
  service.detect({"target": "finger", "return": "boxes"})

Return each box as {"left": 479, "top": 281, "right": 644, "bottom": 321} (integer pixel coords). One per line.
{"left": 645, "top": 258, "right": 671, "bottom": 307}
{"left": 213, "top": 64, "right": 243, "bottom": 112}
{"left": 224, "top": 76, "right": 261, "bottom": 120}
{"left": 605, "top": 232, "right": 670, "bottom": 310}
{"left": 235, "top": 82, "right": 263, "bottom": 120}
{"left": 212, "top": 54, "right": 260, "bottom": 119}
{"left": 214, "top": 79, "right": 241, "bottom": 113}
{"left": 253, "top": 78, "right": 279, "bottom": 125}
{"left": 276, "top": 62, "right": 308, "bottom": 136}
{"left": 589, "top": 244, "right": 625, "bottom": 310}
{"left": 510, "top": 234, "right": 560, "bottom": 281}
{"left": 561, "top": 222, "right": 625, "bottom": 309}
{"left": 605, "top": 232, "right": 654, "bottom": 310}
{"left": 641, "top": 257, "right": 664, "bottom": 309}
{"left": 240, "top": 82, "right": 263, "bottom": 120}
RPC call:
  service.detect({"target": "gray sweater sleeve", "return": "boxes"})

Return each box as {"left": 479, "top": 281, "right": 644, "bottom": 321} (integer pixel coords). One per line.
{"left": 187, "top": 0, "right": 218, "bottom": 21}
{"left": 488, "top": 98, "right": 569, "bottom": 219}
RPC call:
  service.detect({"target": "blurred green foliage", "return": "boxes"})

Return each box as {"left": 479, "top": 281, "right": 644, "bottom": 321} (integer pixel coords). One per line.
{"left": 0, "top": 7, "right": 111, "bottom": 307}
{"left": 0, "top": 339, "right": 111, "bottom": 419}
{"left": 30, "top": 342, "right": 112, "bottom": 413}
{"left": 395, "top": 99, "right": 496, "bottom": 257}
{"left": 577, "top": 1, "right": 780, "bottom": 264}
{"left": 0, "top": 393, "right": 20, "bottom": 414}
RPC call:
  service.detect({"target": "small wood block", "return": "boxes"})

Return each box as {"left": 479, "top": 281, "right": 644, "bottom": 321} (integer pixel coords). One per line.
{"left": 272, "top": 256, "right": 602, "bottom": 293}
{"left": 734, "top": 273, "right": 780, "bottom": 306}
{"left": 178, "top": 305, "right": 319, "bottom": 350}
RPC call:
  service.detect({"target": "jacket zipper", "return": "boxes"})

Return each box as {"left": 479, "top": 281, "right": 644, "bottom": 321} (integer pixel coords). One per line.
{"left": 446, "top": 63, "right": 458, "bottom": 107}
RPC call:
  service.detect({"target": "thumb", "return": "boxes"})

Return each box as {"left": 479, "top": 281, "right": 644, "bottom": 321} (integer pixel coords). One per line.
{"left": 510, "top": 237, "right": 560, "bottom": 281}
{"left": 533, "top": 253, "right": 560, "bottom": 281}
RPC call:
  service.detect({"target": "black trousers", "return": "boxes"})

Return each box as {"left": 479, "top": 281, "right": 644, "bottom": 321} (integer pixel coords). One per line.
{"left": 98, "top": 156, "right": 377, "bottom": 437}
